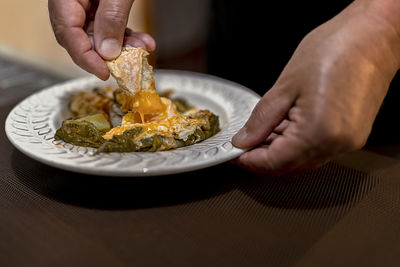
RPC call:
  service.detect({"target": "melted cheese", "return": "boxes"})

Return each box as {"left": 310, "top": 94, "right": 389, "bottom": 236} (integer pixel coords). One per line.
{"left": 121, "top": 90, "right": 167, "bottom": 123}
{"left": 104, "top": 46, "right": 207, "bottom": 143}
{"left": 106, "top": 47, "right": 169, "bottom": 123}
{"left": 103, "top": 114, "right": 206, "bottom": 141}
{"left": 103, "top": 97, "right": 206, "bottom": 141}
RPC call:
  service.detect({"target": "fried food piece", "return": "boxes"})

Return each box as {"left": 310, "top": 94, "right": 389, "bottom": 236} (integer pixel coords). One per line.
{"left": 69, "top": 87, "right": 113, "bottom": 117}
{"left": 105, "top": 47, "right": 152, "bottom": 95}
{"left": 55, "top": 87, "right": 221, "bottom": 153}
{"left": 97, "top": 110, "right": 220, "bottom": 153}
{"left": 55, "top": 113, "right": 111, "bottom": 148}
{"left": 106, "top": 47, "right": 165, "bottom": 122}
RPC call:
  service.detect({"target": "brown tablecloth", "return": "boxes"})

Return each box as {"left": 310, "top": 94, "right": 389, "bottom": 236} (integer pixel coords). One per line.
{"left": 1, "top": 57, "right": 400, "bottom": 267}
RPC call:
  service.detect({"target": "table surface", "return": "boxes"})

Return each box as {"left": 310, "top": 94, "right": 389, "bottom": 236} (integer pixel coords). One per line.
{"left": 1, "top": 56, "right": 400, "bottom": 267}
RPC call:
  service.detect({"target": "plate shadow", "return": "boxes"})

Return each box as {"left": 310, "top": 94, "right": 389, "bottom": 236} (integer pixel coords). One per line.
{"left": 11, "top": 149, "right": 242, "bottom": 210}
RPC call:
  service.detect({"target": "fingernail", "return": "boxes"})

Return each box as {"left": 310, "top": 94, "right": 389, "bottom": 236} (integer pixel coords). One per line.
{"left": 232, "top": 126, "right": 247, "bottom": 145}
{"left": 99, "top": 38, "right": 121, "bottom": 59}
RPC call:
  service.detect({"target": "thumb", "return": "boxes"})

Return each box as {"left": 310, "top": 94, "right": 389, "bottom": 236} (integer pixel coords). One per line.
{"left": 94, "top": 0, "right": 134, "bottom": 60}
{"left": 232, "top": 87, "right": 294, "bottom": 148}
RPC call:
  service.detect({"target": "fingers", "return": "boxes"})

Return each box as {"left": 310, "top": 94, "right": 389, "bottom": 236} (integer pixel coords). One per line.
{"left": 262, "top": 119, "right": 291, "bottom": 144}
{"left": 49, "top": 0, "right": 109, "bottom": 80}
{"left": 265, "top": 133, "right": 279, "bottom": 144}
{"left": 273, "top": 119, "right": 290, "bottom": 134}
{"left": 94, "top": 0, "right": 134, "bottom": 59}
{"left": 232, "top": 87, "right": 295, "bottom": 149}
{"left": 49, "top": 0, "right": 155, "bottom": 79}
{"left": 234, "top": 124, "right": 312, "bottom": 175}
{"left": 125, "top": 29, "right": 156, "bottom": 51}
{"left": 62, "top": 27, "right": 110, "bottom": 80}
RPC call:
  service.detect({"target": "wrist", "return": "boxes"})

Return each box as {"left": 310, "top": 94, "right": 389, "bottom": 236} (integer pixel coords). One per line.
{"left": 351, "top": 0, "right": 400, "bottom": 74}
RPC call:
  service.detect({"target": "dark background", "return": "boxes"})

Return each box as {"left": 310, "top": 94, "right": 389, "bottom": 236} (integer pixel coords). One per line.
{"left": 154, "top": 0, "right": 399, "bottom": 147}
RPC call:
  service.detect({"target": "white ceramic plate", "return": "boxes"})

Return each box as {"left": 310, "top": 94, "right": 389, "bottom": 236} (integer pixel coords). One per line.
{"left": 5, "top": 70, "right": 260, "bottom": 176}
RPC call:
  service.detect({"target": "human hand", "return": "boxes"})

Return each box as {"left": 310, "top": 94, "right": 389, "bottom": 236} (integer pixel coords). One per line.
{"left": 48, "top": 0, "right": 156, "bottom": 80}
{"left": 232, "top": 1, "right": 400, "bottom": 175}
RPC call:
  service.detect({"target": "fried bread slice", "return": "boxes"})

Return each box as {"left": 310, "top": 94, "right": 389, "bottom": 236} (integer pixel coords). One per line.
{"left": 106, "top": 46, "right": 165, "bottom": 122}
{"left": 106, "top": 46, "right": 154, "bottom": 95}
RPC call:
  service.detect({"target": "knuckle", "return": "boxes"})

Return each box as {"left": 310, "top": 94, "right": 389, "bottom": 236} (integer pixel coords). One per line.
{"left": 312, "top": 121, "right": 342, "bottom": 145}
{"left": 313, "top": 121, "right": 365, "bottom": 151}
{"left": 66, "top": 49, "right": 85, "bottom": 68}
{"left": 52, "top": 25, "right": 67, "bottom": 46}
{"left": 69, "top": 53, "right": 83, "bottom": 68}
{"left": 102, "top": 8, "right": 127, "bottom": 27}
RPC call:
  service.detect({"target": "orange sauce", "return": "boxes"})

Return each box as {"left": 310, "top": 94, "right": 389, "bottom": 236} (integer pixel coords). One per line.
{"left": 132, "top": 90, "right": 165, "bottom": 123}
{"left": 102, "top": 82, "right": 200, "bottom": 141}
{"left": 103, "top": 110, "right": 183, "bottom": 140}
{"left": 120, "top": 90, "right": 167, "bottom": 123}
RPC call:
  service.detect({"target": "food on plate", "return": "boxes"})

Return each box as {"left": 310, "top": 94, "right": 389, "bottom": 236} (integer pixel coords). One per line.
{"left": 55, "top": 47, "right": 220, "bottom": 153}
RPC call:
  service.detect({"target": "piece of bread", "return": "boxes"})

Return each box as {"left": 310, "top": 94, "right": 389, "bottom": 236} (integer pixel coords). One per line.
{"left": 106, "top": 46, "right": 166, "bottom": 122}
{"left": 106, "top": 46, "right": 154, "bottom": 95}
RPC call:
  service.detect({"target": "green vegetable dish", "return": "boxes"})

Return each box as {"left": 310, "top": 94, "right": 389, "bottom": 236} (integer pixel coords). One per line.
{"left": 55, "top": 87, "right": 220, "bottom": 153}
